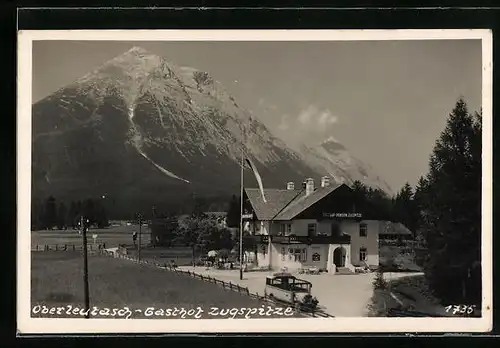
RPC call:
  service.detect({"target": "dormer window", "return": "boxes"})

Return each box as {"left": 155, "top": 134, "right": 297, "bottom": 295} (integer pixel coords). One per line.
{"left": 359, "top": 223, "right": 368, "bottom": 237}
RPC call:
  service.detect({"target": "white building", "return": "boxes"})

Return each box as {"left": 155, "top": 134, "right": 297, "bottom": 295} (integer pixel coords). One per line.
{"left": 243, "top": 177, "right": 389, "bottom": 274}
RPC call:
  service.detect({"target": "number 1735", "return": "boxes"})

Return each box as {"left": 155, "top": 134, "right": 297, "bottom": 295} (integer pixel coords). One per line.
{"left": 445, "top": 305, "right": 476, "bottom": 315}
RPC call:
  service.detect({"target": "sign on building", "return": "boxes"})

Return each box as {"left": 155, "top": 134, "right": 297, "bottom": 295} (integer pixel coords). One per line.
{"left": 322, "top": 212, "right": 362, "bottom": 218}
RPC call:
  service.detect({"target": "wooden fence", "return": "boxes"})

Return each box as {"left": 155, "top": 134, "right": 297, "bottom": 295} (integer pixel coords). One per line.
{"left": 108, "top": 252, "right": 334, "bottom": 319}
{"left": 31, "top": 244, "right": 106, "bottom": 252}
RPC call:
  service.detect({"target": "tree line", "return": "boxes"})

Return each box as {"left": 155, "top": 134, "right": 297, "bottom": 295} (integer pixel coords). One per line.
{"left": 32, "top": 196, "right": 110, "bottom": 230}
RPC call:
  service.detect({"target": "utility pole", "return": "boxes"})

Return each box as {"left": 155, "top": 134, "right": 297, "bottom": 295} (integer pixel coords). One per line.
{"left": 151, "top": 205, "right": 156, "bottom": 246}
{"left": 239, "top": 146, "right": 244, "bottom": 280}
{"left": 137, "top": 213, "right": 143, "bottom": 262}
{"left": 81, "top": 215, "right": 90, "bottom": 318}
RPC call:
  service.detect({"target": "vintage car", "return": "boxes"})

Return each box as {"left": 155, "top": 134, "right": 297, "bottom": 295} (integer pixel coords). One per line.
{"left": 264, "top": 272, "right": 319, "bottom": 310}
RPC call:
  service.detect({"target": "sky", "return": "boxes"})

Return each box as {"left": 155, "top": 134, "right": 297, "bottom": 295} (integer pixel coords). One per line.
{"left": 32, "top": 39, "right": 482, "bottom": 191}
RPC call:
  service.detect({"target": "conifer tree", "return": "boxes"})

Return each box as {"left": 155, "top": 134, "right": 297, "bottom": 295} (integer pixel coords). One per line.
{"left": 42, "top": 196, "right": 57, "bottom": 230}
{"left": 67, "top": 201, "right": 78, "bottom": 228}
{"left": 419, "top": 98, "right": 482, "bottom": 304}
{"left": 393, "top": 183, "right": 419, "bottom": 236}
{"left": 226, "top": 194, "right": 240, "bottom": 228}
{"left": 56, "top": 202, "right": 67, "bottom": 230}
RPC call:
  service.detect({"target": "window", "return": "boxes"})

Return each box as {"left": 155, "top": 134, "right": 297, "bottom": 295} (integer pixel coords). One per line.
{"left": 261, "top": 245, "right": 267, "bottom": 256}
{"left": 359, "top": 247, "right": 367, "bottom": 262}
{"left": 288, "top": 248, "right": 294, "bottom": 261}
{"left": 292, "top": 248, "right": 307, "bottom": 262}
{"left": 293, "top": 249, "right": 301, "bottom": 262}
{"left": 307, "top": 223, "right": 317, "bottom": 237}
{"left": 281, "top": 247, "right": 286, "bottom": 261}
{"left": 359, "top": 223, "right": 368, "bottom": 237}
{"left": 312, "top": 253, "right": 321, "bottom": 262}
{"left": 331, "top": 223, "right": 340, "bottom": 236}
{"left": 280, "top": 223, "right": 292, "bottom": 235}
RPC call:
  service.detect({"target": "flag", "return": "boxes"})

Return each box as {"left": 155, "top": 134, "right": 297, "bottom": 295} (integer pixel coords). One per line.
{"left": 245, "top": 157, "right": 267, "bottom": 203}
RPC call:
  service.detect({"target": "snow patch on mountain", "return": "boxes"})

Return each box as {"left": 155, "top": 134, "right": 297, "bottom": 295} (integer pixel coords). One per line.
{"left": 127, "top": 105, "right": 190, "bottom": 184}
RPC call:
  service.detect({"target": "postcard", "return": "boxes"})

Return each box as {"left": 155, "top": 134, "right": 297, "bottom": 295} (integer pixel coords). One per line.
{"left": 17, "top": 29, "right": 493, "bottom": 334}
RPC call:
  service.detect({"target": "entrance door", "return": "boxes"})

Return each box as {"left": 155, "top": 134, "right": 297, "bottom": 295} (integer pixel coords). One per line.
{"left": 333, "top": 247, "right": 346, "bottom": 267}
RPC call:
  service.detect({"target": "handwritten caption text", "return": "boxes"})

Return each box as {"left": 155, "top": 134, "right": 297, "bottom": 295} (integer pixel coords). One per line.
{"left": 32, "top": 304, "right": 296, "bottom": 319}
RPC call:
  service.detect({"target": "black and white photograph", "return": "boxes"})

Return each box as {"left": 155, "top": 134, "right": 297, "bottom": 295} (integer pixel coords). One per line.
{"left": 17, "top": 30, "right": 492, "bottom": 333}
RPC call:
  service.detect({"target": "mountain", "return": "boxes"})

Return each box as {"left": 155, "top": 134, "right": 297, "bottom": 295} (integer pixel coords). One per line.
{"left": 32, "top": 47, "right": 321, "bottom": 214}
{"left": 295, "top": 136, "right": 393, "bottom": 195}
{"left": 32, "top": 47, "right": 392, "bottom": 216}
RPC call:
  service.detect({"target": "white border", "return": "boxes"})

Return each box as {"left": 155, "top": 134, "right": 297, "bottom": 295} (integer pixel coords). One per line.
{"left": 17, "top": 29, "right": 493, "bottom": 334}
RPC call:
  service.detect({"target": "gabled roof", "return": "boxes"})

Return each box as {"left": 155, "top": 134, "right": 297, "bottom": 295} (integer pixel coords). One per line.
{"left": 244, "top": 188, "right": 301, "bottom": 221}
{"left": 244, "top": 183, "right": 345, "bottom": 221}
{"left": 274, "top": 184, "right": 343, "bottom": 220}
{"left": 380, "top": 221, "right": 413, "bottom": 235}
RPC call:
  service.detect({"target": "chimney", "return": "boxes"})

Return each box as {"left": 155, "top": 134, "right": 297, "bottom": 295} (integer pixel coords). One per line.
{"left": 321, "top": 176, "right": 330, "bottom": 188}
{"left": 305, "top": 178, "right": 315, "bottom": 196}
{"left": 302, "top": 181, "right": 307, "bottom": 190}
{"left": 286, "top": 182, "right": 295, "bottom": 190}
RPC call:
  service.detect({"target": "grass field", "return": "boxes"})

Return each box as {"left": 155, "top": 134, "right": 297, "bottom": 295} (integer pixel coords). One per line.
{"left": 31, "top": 224, "right": 152, "bottom": 249}
{"left": 31, "top": 252, "right": 300, "bottom": 319}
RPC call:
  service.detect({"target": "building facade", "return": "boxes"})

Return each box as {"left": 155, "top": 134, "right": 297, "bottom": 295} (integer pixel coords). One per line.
{"left": 243, "top": 177, "right": 383, "bottom": 274}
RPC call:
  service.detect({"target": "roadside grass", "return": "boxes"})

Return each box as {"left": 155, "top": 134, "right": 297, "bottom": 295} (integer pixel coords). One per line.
{"left": 367, "top": 289, "right": 400, "bottom": 317}
{"left": 31, "top": 252, "right": 300, "bottom": 319}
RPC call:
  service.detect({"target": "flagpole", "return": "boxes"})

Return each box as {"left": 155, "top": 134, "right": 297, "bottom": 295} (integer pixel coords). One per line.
{"left": 239, "top": 146, "right": 244, "bottom": 280}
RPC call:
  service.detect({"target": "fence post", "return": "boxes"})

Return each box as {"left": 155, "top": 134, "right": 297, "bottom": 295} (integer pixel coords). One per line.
{"left": 55, "top": 244, "right": 58, "bottom": 251}
{"left": 73, "top": 245, "right": 75, "bottom": 251}
{"left": 229, "top": 282, "right": 233, "bottom": 290}
{"left": 36, "top": 244, "right": 38, "bottom": 251}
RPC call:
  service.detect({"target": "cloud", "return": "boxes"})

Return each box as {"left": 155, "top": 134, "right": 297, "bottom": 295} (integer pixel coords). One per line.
{"left": 297, "top": 105, "right": 339, "bottom": 128}
{"left": 317, "top": 109, "right": 338, "bottom": 125}
{"left": 298, "top": 105, "right": 317, "bottom": 124}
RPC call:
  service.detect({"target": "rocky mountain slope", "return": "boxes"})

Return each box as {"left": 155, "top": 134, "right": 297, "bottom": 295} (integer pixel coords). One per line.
{"left": 32, "top": 46, "right": 392, "bottom": 214}
{"left": 297, "top": 136, "right": 393, "bottom": 194}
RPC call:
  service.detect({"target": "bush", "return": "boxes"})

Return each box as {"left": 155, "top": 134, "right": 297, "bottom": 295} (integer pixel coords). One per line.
{"left": 373, "top": 269, "right": 388, "bottom": 290}
{"left": 367, "top": 289, "right": 392, "bottom": 317}
{"left": 301, "top": 294, "right": 319, "bottom": 312}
